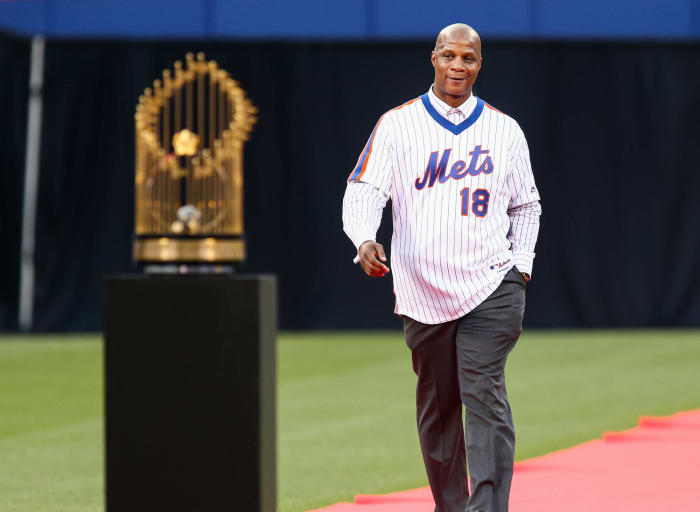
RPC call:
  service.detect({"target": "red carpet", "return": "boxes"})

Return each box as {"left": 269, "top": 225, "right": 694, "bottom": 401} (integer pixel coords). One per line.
{"left": 309, "top": 409, "right": 700, "bottom": 511}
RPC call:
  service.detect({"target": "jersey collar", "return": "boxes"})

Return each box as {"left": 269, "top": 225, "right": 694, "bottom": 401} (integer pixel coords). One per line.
{"left": 428, "top": 85, "right": 477, "bottom": 118}
{"left": 422, "top": 87, "right": 484, "bottom": 135}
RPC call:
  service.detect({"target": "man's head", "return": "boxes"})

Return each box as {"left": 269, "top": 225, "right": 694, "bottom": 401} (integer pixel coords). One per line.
{"left": 431, "top": 24, "right": 482, "bottom": 107}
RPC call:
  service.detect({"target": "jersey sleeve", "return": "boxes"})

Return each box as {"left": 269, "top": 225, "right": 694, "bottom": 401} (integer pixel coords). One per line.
{"left": 506, "top": 123, "right": 540, "bottom": 208}
{"left": 347, "top": 112, "right": 395, "bottom": 195}
{"left": 506, "top": 123, "right": 541, "bottom": 276}
{"left": 342, "top": 181, "right": 390, "bottom": 252}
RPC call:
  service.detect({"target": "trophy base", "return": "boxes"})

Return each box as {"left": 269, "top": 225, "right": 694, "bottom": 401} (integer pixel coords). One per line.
{"left": 133, "top": 237, "right": 245, "bottom": 263}
{"left": 103, "top": 274, "right": 276, "bottom": 511}
{"left": 142, "top": 263, "right": 235, "bottom": 274}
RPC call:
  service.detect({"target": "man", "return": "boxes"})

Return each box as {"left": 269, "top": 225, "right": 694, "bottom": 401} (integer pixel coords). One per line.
{"left": 342, "top": 23, "right": 541, "bottom": 512}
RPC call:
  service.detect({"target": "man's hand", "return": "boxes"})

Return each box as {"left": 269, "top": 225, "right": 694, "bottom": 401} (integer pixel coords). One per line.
{"left": 358, "top": 241, "right": 390, "bottom": 277}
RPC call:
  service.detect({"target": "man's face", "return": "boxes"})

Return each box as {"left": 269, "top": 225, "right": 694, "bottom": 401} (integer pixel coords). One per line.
{"left": 431, "top": 36, "right": 482, "bottom": 101}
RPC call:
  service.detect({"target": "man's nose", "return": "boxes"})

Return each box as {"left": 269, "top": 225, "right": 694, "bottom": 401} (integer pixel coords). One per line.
{"left": 450, "top": 58, "right": 467, "bottom": 71}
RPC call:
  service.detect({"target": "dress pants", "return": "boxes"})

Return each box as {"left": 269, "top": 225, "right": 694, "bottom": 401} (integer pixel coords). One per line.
{"left": 403, "top": 267, "right": 526, "bottom": 512}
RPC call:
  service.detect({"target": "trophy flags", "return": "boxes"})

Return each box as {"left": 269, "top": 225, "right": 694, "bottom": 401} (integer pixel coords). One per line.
{"left": 133, "top": 53, "right": 257, "bottom": 267}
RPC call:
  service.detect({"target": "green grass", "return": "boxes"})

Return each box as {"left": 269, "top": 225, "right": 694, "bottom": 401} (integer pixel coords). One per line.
{"left": 1, "top": 330, "right": 699, "bottom": 512}
{"left": 0, "top": 335, "right": 103, "bottom": 512}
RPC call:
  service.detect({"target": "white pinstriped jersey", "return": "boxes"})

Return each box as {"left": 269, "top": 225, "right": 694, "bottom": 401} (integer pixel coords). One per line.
{"left": 342, "top": 86, "right": 541, "bottom": 324}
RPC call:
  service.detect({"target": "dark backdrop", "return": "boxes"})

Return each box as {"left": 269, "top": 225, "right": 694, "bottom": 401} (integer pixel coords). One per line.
{"left": 2, "top": 34, "right": 700, "bottom": 330}
{"left": 0, "top": 32, "right": 29, "bottom": 330}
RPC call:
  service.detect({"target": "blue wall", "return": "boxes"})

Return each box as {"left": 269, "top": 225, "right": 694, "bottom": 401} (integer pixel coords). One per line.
{"left": 2, "top": 0, "right": 699, "bottom": 39}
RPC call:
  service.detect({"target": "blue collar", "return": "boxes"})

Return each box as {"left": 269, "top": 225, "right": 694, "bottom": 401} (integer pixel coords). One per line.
{"left": 420, "top": 93, "right": 484, "bottom": 135}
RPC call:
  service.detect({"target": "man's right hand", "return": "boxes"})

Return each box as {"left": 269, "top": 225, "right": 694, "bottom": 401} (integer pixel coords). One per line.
{"left": 358, "top": 241, "right": 390, "bottom": 277}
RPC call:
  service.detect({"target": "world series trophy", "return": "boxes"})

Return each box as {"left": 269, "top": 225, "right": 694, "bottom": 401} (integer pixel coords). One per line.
{"left": 133, "top": 52, "right": 257, "bottom": 272}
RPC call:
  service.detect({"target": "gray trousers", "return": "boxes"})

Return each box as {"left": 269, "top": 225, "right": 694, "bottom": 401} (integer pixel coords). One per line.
{"left": 403, "top": 267, "right": 526, "bottom": 512}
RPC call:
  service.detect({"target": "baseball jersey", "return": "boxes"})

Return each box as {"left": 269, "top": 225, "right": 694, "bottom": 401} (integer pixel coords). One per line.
{"left": 342, "top": 86, "right": 541, "bottom": 324}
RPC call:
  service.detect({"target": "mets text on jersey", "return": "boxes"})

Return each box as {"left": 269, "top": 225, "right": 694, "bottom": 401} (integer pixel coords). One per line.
{"left": 415, "top": 146, "right": 493, "bottom": 189}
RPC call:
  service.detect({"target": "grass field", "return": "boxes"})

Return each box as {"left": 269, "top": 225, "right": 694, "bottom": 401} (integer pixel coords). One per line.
{"left": 0, "top": 330, "right": 699, "bottom": 512}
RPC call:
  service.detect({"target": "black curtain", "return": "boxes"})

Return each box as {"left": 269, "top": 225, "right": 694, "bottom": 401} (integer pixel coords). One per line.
{"left": 10, "top": 38, "right": 700, "bottom": 330}
{"left": 0, "top": 31, "right": 29, "bottom": 330}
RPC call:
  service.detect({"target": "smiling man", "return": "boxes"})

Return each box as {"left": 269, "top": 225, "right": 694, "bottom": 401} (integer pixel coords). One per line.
{"left": 342, "top": 24, "right": 541, "bottom": 512}
{"left": 432, "top": 24, "right": 482, "bottom": 104}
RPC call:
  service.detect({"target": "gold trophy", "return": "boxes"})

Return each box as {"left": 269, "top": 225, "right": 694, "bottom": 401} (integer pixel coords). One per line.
{"left": 133, "top": 53, "right": 257, "bottom": 272}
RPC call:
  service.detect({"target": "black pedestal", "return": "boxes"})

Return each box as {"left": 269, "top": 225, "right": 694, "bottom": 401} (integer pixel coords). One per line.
{"left": 103, "top": 275, "right": 276, "bottom": 512}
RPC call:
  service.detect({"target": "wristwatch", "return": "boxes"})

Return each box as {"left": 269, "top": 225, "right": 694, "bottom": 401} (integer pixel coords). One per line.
{"left": 521, "top": 272, "right": 531, "bottom": 283}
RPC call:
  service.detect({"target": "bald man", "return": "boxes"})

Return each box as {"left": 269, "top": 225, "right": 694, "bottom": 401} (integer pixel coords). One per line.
{"left": 343, "top": 24, "right": 541, "bottom": 512}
